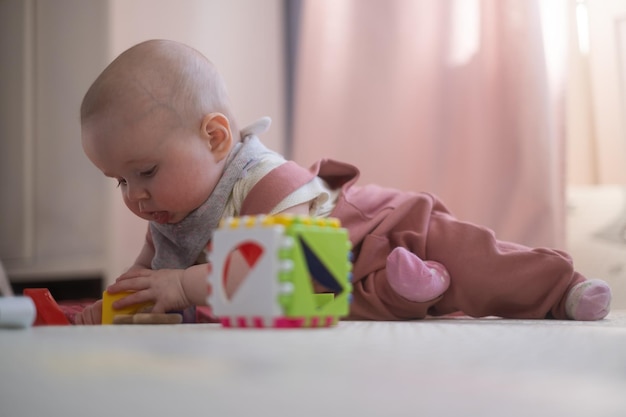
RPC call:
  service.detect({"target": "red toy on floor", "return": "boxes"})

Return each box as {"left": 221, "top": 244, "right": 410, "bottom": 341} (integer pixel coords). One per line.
{"left": 23, "top": 288, "right": 70, "bottom": 325}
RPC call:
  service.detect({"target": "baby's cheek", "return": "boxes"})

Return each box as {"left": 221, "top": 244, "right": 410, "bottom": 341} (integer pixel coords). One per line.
{"left": 124, "top": 199, "right": 142, "bottom": 216}
{"left": 172, "top": 178, "right": 213, "bottom": 210}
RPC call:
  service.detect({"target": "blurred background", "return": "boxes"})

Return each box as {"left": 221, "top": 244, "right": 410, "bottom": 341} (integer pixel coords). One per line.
{"left": 1, "top": 0, "right": 624, "bottom": 307}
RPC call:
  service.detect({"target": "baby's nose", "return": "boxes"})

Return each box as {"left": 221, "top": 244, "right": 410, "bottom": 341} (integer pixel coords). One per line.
{"left": 126, "top": 184, "right": 149, "bottom": 201}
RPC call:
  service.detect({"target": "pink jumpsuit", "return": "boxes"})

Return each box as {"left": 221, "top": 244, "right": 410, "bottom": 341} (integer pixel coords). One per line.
{"left": 240, "top": 159, "right": 585, "bottom": 320}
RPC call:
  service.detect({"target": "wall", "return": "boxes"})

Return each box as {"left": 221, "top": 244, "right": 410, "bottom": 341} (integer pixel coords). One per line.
{"left": 0, "top": 0, "right": 286, "bottom": 287}
{"left": 0, "top": 0, "right": 109, "bottom": 280}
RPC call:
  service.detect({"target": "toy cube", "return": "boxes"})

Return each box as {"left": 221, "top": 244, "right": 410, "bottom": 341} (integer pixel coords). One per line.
{"left": 101, "top": 290, "right": 154, "bottom": 325}
{"left": 207, "top": 215, "right": 353, "bottom": 328}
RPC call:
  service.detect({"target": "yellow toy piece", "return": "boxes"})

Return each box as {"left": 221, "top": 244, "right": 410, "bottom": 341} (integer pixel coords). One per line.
{"left": 101, "top": 290, "right": 153, "bottom": 325}
{"left": 208, "top": 214, "right": 353, "bottom": 328}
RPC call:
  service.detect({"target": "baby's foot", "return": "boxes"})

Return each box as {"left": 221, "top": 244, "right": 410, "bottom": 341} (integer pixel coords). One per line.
{"left": 386, "top": 247, "right": 450, "bottom": 302}
{"left": 565, "top": 279, "right": 611, "bottom": 321}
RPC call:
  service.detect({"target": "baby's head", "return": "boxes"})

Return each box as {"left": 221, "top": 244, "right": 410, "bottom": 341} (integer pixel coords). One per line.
{"left": 81, "top": 39, "right": 239, "bottom": 224}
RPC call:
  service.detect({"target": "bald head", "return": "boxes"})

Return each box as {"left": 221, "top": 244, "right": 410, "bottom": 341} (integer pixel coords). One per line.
{"left": 81, "top": 39, "right": 238, "bottom": 135}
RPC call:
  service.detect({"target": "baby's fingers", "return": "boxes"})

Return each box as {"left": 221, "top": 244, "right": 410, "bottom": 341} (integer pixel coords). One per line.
{"left": 111, "top": 289, "right": 154, "bottom": 310}
{"left": 108, "top": 276, "right": 151, "bottom": 294}
{"left": 116, "top": 269, "right": 151, "bottom": 282}
{"left": 149, "top": 301, "right": 167, "bottom": 315}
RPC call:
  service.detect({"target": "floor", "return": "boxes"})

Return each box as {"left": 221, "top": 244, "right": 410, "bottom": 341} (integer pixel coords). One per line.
{"left": 1, "top": 311, "right": 625, "bottom": 417}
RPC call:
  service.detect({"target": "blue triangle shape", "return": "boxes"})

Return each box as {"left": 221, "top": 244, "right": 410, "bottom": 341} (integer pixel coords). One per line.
{"left": 298, "top": 236, "right": 343, "bottom": 294}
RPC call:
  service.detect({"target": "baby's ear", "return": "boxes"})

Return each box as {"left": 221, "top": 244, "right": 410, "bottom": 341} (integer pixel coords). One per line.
{"left": 200, "top": 113, "right": 232, "bottom": 161}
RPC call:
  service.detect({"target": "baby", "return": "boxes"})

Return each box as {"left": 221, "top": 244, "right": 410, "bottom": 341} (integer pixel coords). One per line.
{"left": 74, "top": 39, "right": 611, "bottom": 324}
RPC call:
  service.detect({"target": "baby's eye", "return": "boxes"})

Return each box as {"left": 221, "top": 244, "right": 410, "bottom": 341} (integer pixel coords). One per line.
{"left": 140, "top": 166, "right": 157, "bottom": 177}
{"left": 116, "top": 178, "right": 127, "bottom": 188}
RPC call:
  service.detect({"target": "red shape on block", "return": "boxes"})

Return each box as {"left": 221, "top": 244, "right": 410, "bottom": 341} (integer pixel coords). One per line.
{"left": 238, "top": 242, "right": 264, "bottom": 267}
{"left": 23, "top": 288, "right": 70, "bottom": 326}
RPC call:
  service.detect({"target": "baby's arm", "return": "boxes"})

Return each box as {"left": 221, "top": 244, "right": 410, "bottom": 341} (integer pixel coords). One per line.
{"left": 73, "top": 299, "right": 103, "bottom": 325}
{"left": 106, "top": 227, "right": 209, "bottom": 312}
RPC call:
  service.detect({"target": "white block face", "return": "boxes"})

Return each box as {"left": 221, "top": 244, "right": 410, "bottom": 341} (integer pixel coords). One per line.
{"left": 208, "top": 226, "right": 285, "bottom": 317}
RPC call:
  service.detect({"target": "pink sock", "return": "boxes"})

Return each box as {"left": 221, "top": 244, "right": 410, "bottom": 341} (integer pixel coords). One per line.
{"left": 386, "top": 247, "right": 450, "bottom": 302}
{"left": 565, "top": 279, "right": 611, "bottom": 321}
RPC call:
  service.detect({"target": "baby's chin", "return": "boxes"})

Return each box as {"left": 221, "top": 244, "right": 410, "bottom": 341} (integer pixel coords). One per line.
{"left": 151, "top": 211, "right": 171, "bottom": 224}
{"left": 137, "top": 211, "right": 173, "bottom": 224}
{"left": 136, "top": 209, "right": 192, "bottom": 225}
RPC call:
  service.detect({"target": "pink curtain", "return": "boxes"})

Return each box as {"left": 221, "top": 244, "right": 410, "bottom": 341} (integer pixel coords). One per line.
{"left": 292, "top": 0, "right": 568, "bottom": 248}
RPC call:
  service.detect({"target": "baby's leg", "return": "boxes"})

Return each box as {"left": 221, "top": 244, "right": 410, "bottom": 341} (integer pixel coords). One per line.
{"left": 424, "top": 209, "right": 609, "bottom": 320}
{"left": 386, "top": 247, "right": 450, "bottom": 302}
{"left": 565, "top": 279, "right": 611, "bottom": 320}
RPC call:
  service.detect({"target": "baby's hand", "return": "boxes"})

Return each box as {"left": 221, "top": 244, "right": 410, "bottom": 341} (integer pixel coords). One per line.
{"left": 74, "top": 299, "right": 103, "bottom": 325}
{"left": 106, "top": 268, "right": 190, "bottom": 314}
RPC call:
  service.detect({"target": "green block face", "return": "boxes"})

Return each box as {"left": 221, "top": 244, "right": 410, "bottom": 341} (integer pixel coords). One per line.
{"left": 279, "top": 218, "right": 353, "bottom": 320}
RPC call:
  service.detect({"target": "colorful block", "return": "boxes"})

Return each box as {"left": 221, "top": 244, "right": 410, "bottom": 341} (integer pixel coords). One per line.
{"left": 208, "top": 215, "right": 353, "bottom": 328}
{"left": 101, "top": 290, "right": 153, "bottom": 325}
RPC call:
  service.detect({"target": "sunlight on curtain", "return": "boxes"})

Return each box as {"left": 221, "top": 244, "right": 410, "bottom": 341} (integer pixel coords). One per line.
{"left": 575, "top": 0, "right": 590, "bottom": 55}
{"left": 293, "top": 0, "right": 568, "bottom": 248}
{"left": 447, "top": 0, "right": 480, "bottom": 66}
{"left": 540, "top": 1, "right": 568, "bottom": 89}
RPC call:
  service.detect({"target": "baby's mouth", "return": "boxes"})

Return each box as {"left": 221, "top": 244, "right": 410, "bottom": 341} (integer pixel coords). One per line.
{"left": 152, "top": 211, "right": 170, "bottom": 224}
